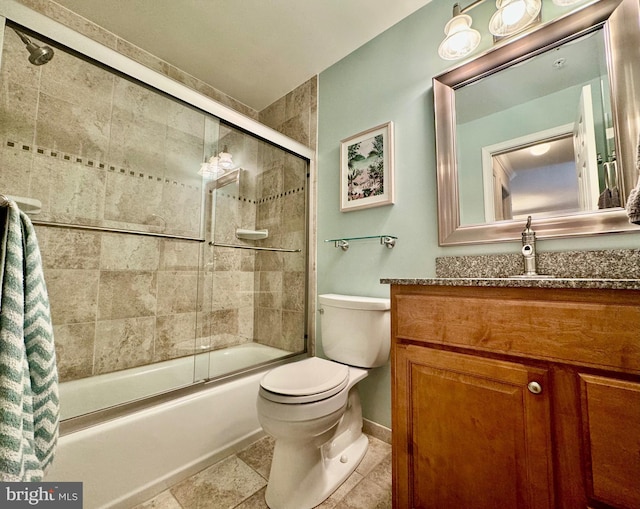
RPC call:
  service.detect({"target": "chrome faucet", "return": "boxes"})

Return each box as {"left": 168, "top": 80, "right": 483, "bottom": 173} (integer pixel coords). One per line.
{"left": 521, "top": 215, "right": 538, "bottom": 276}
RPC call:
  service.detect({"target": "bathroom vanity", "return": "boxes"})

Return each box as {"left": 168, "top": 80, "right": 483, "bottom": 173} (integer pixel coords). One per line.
{"left": 386, "top": 279, "right": 640, "bottom": 509}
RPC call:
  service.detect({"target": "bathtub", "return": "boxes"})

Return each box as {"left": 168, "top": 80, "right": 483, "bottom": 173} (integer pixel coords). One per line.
{"left": 46, "top": 343, "right": 296, "bottom": 508}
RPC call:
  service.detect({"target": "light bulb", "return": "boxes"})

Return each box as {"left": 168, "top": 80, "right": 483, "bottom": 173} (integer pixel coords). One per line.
{"left": 501, "top": 0, "right": 526, "bottom": 26}
{"left": 489, "top": 0, "right": 541, "bottom": 37}
{"left": 530, "top": 143, "right": 551, "bottom": 156}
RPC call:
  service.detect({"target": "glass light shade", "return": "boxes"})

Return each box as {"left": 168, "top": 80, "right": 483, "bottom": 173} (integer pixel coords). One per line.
{"left": 438, "top": 14, "right": 481, "bottom": 60}
{"left": 198, "top": 156, "right": 225, "bottom": 180}
{"left": 489, "top": 0, "right": 541, "bottom": 37}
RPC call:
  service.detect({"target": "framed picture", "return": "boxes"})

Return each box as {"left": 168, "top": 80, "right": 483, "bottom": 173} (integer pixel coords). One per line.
{"left": 340, "top": 121, "right": 394, "bottom": 212}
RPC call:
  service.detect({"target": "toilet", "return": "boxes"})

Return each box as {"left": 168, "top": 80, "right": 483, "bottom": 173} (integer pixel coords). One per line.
{"left": 257, "top": 293, "right": 390, "bottom": 509}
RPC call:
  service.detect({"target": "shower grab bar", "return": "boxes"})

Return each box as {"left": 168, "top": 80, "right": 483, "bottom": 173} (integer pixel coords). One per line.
{"left": 30, "top": 220, "right": 205, "bottom": 242}
{"left": 210, "top": 242, "right": 301, "bottom": 253}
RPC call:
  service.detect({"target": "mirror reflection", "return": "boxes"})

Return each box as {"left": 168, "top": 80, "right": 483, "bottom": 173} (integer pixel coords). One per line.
{"left": 455, "top": 28, "right": 616, "bottom": 225}
{"left": 489, "top": 133, "right": 578, "bottom": 221}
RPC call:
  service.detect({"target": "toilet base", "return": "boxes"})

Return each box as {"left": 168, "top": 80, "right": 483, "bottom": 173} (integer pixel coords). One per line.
{"left": 265, "top": 433, "right": 368, "bottom": 509}
{"left": 259, "top": 370, "right": 370, "bottom": 509}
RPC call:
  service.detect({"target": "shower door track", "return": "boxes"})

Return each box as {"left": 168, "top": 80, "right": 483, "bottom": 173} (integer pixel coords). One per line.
{"left": 210, "top": 242, "right": 301, "bottom": 253}
{"left": 32, "top": 220, "right": 205, "bottom": 242}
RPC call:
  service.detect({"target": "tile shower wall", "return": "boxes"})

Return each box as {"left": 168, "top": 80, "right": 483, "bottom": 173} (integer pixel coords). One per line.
{"left": 206, "top": 125, "right": 260, "bottom": 352}
{"left": 253, "top": 146, "right": 307, "bottom": 351}
{"left": 259, "top": 76, "right": 318, "bottom": 151}
{"left": 1, "top": 5, "right": 315, "bottom": 386}
{"left": 256, "top": 77, "right": 316, "bottom": 353}
{"left": 209, "top": 124, "right": 308, "bottom": 355}
{"left": 0, "top": 28, "right": 204, "bottom": 237}
{"left": 0, "top": 27, "right": 209, "bottom": 382}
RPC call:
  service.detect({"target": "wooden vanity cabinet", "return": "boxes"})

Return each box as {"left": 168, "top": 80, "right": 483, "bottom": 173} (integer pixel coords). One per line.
{"left": 391, "top": 284, "right": 640, "bottom": 509}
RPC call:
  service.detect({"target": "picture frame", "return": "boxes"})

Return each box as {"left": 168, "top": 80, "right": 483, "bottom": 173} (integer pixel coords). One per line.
{"left": 340, "top": 121, "right": 394, "bottom": 212}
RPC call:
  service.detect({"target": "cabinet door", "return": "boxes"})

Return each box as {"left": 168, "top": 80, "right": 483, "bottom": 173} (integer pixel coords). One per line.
{"left": 580, "top": 374, "right": 640, "bottom": 509}
{"left": 393, "top": 345, "right": 554, "bottom": 509}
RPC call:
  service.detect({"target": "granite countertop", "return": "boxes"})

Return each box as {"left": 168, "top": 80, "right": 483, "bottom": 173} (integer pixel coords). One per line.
{"left": 381, "top": 249, "right": 640, "bottom": 290}
{"left": 380, "top": 277, "right": 640, "bottom": 290}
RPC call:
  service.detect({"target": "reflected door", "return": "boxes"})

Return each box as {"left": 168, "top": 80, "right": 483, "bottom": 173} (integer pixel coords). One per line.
{"left": 573, "top": 85, "right": 599, "bottom": 211}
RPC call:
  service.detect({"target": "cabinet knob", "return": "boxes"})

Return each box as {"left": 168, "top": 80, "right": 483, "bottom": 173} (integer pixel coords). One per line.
{"left": 527, "top": 381, "right": 542, "bottom": 394}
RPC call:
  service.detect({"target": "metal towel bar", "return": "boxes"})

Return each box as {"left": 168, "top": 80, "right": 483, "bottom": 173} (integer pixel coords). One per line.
{"left": 210, "top": 242, "right": 301, "bottom": 253}
{"left": 30, "top": 220, "right": 204, "bottom": 242}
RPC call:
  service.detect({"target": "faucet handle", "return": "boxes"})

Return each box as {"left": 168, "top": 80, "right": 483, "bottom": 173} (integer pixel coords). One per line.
{"left": 522, "top": 215, "right": 536, "bottom": 244}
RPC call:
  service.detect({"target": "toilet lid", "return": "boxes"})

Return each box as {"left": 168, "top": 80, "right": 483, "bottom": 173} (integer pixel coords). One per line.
{"left": 260, "top": 357, "right": 349, "bottom": 397}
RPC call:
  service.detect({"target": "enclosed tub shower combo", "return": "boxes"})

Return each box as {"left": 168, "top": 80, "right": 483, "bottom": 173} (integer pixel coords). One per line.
{"left": 0, "top": 2, "right": 313, "bottom": 506}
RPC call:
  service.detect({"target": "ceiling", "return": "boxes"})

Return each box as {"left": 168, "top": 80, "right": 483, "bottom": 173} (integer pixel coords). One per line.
{"left": 53, "top": 0, "right": 433, "bottom": 111}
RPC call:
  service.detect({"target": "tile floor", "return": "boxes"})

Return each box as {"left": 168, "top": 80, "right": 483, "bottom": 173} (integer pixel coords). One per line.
{"left": 135, "top": 434, "right": 392, "bottom": 509}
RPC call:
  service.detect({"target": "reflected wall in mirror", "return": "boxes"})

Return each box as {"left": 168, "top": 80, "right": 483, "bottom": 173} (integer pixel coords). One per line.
{"left": 434, "top": 0, "right": 640, "bottom": 245}
{"left": 486, "top": 128, "right": 581, "bottom": 222}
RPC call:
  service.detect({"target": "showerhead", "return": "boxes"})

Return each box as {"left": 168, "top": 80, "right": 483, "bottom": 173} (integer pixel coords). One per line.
{"left": 12, "top": 28, "right": 54, "bottom": 66}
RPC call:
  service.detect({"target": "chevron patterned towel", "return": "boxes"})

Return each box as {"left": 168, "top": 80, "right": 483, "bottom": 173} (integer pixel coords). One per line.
{"left": 0, "top": 201, "right": 59, "bottom": 481}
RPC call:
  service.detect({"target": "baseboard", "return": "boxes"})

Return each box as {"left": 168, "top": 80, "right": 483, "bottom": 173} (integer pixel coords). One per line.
{"left": 363, "top": 419, "right": 391, "bottom": 444}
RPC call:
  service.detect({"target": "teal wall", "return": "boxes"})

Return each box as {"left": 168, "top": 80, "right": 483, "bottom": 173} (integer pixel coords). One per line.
{"left": 317, "top": 0, "right": 640, "bottom": 429}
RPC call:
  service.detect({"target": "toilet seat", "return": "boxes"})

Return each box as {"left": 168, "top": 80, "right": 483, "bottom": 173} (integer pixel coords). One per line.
{"left": 260, "top": 357, "right": 349, "bottom": 404}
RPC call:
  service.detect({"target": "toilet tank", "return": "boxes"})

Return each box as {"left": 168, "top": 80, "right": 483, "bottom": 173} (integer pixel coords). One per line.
{"left": 318, "top": 294, "right": 390, "bottom": 368}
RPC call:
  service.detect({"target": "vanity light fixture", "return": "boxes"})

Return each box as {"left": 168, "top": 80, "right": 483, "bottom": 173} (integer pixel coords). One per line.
{"left": 198, "top": 145, "right": 233, "bottom": 180}
{"left": 198, "top": 155, "right": 224, "bottom": 180}
{"left": 438, "top": 5, "right": 481, "bottom": 60}
{"left": 439, "top": 0, "right": 541, "bottom": 61}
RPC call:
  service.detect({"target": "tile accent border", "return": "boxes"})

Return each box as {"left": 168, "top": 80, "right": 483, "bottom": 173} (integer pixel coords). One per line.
{"left": 216, "top": 186, "right": 306, "bottom": 206}
{"left": 5, "top": 138, "right": 200, "bottom": 189}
